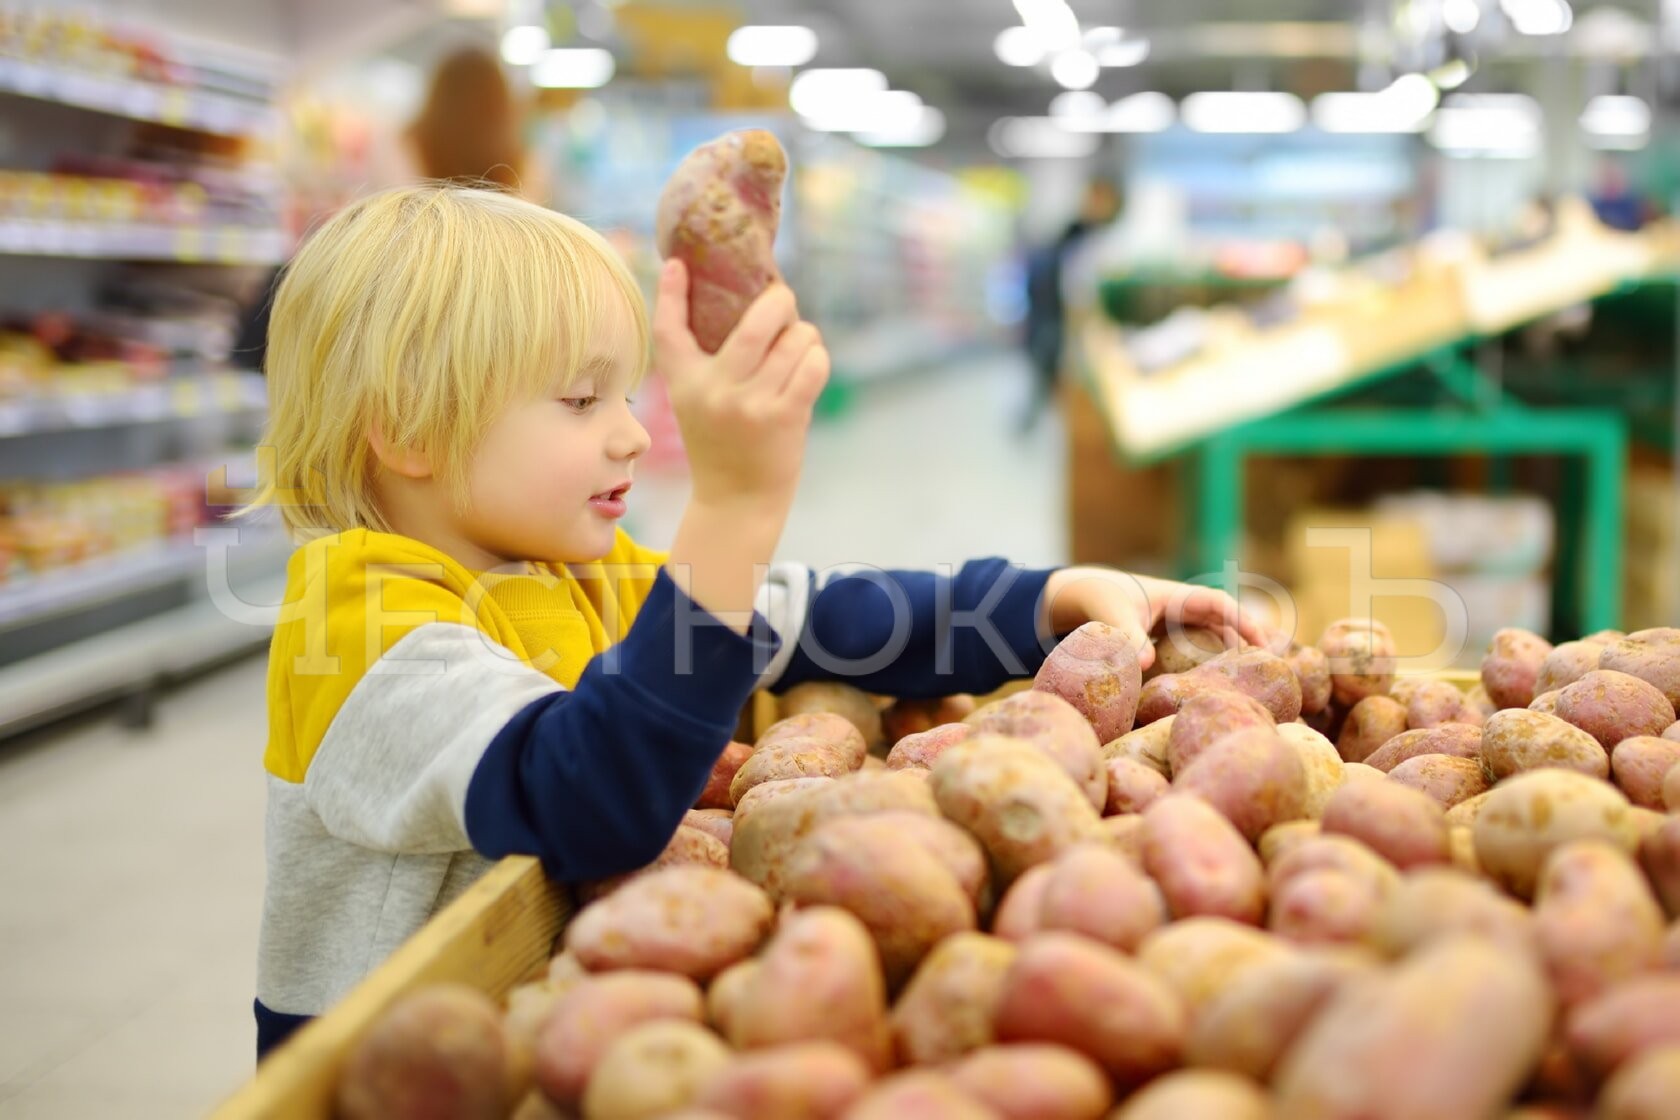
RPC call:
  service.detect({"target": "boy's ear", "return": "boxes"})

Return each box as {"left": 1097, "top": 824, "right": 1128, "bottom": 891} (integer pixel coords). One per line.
{"left": 368, "top": 423, "right": 433, "bottom": 480}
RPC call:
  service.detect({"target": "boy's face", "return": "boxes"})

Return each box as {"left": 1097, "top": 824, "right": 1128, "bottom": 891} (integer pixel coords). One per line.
{"left": 459, "top": 294, "right": 650, "bottom": 565}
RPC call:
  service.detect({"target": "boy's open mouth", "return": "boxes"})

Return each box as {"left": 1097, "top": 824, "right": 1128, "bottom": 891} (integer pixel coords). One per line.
{"left": 591, "top": 483, "right": 632, "bottom": 501}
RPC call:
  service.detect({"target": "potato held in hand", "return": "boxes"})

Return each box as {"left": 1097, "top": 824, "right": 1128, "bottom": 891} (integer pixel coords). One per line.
{"left": 655, "top": 129, "right": 787, "bottom": 353}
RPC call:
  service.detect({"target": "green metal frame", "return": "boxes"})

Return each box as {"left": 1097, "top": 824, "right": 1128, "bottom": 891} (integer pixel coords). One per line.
{"left": 1183, "top": 350, "right": 1628, "bottom": 635}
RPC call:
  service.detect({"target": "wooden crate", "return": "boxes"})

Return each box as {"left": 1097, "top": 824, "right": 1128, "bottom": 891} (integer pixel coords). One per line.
{"left": 214, "top": 672, "right": 1476, "bottom": 1117}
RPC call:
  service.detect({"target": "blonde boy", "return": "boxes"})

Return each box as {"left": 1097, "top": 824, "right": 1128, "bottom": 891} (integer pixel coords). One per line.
{"left": 248, "top": 183, "right": 1261, "bottom": 1057}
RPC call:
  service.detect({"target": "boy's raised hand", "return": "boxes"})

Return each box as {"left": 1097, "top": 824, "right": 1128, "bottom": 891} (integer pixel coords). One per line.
{"left": 655, "top": 259, "right": 829, "bottom": 512}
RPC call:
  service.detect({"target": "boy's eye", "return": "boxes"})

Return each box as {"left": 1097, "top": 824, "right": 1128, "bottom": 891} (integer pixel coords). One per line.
{"left": 560, "top": 396, "right": 599, "bottom": 413}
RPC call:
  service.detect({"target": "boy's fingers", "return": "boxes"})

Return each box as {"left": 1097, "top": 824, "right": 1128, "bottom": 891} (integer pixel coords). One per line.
{"left": 652, "top": 260, "right": 700, "bottom": 362}
{"left": 718, "top": 285, "right": 797, "bottom": 374}
{"left": 780, "top": 342, "right": 830, "bottom": 408}
{"left": 757, "top": 322, "right": 820, "bottom": 394}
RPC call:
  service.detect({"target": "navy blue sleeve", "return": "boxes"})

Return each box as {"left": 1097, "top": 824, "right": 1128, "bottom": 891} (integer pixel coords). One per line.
{"left": 462, "top": 571, "right": 778, "bottom": 882}
{"left": 772, "top": 558, "right": 1057, "bottom": 699}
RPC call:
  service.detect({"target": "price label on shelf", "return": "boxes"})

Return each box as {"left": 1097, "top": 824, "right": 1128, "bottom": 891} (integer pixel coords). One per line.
{"left": 159, "top": 87, "right": 190, "bottom": 127}
{"left": 174, "top": 226, "right": 203, "bottom": 261}
{"left": 171, "top": 380, "right": 204, "bottom": 418}
{"left": 213, "top": 374, "right": 243, "bottom": 412}
{"left": 217, "top": 227, "right": 245, "bottom": 264}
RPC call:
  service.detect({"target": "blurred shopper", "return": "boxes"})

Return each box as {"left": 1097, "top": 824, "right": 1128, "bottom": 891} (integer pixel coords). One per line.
{"left": 1020, "top": 176, "right": 1120, "bottom": 432}
{"left": 404, "top": 45, "right": 546, "bottom": 201}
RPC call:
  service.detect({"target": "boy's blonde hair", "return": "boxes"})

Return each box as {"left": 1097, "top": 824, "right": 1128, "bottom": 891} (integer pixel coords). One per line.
{"left": 247, "top": 183, "right": 648, "bottom": 539}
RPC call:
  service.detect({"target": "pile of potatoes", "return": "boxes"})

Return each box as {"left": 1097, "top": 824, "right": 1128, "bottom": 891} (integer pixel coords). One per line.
{"left": 336, "top": 622, "right": 1680, "bottom": 1120}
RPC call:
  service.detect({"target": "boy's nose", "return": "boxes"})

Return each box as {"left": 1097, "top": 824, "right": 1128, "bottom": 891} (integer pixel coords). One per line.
{"left": 610, "top": 406, "right": 651, "bottom": 462}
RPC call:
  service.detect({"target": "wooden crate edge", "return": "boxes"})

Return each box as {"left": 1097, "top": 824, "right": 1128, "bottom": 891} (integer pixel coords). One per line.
{"left": 209, "top": 855, "right": 569, "bottom": 1120}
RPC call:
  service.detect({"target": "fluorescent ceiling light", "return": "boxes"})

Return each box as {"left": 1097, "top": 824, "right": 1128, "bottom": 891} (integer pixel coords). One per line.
{"left": 1013, "top": 0, "right": 1081, "bottom": 53}
{"left": 1056, "top": 90, "right": 1175, "bottom": 133}
{"left": 1501, "top": 0, "right": 1573, "bottom": 36}
{"left": 500, "top": 24, "right": 550, "bottom": 66}
{"left": 1051, "top": 49, "right": 1100, "bottom": 90}
{"left": 1312, "top": 73, "right": 1439, "bottom": 133}
{"left": 989, "top": 116, "right": 1101, "bottom": 158}
{"left": 801, "top": 86, "right": 927, "bottom": 135}
{"left": 531, "top": 48, "right": 615, "bottom": 88}
{"left": 1580, "top": 94, "right": 1651, "bottom": 136}
{"left": 789, "top": 68, "right": 887, "bottom": 119}
{"left": 856, "top": 106, "right": 947, "bottom": 148}
{"left": 726, "top": 26, "right": 818, "bottom": 68}
{"left": 1182, "top": 91, "right": 1305, "bottom": 133}
{"left": 1098, "top": 38, "right": 1151, "bottom": 66}
{"left": 1443, "top": 0, "right": 1482, "bottom": 34}
{"left": 994, "top": 25, "right": 1044, "bottom": 66}
{"left": 1050, "top": 90, "right": 1106, "bottom": 120}
{"left": 1429, "top": 93, "right": 1542, "bottom": 156}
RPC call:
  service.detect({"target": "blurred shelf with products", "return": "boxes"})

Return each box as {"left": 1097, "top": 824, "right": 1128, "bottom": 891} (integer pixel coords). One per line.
{"left": 0, "top": 5, "right": 288, "bottom": 738}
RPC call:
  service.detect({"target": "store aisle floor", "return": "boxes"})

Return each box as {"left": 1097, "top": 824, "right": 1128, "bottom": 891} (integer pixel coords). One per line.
{"left": 0, "top": 349, "right": 1063, "bottom": 1118}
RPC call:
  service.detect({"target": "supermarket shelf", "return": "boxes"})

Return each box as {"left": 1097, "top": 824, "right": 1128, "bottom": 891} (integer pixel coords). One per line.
{"left": 0, "top": 219, "right": 288, "bottom": 264}
{"left": 0, "top": 55, "right": 276, "bottom": 138}
{"left": 0, "top": 530, "right": 291, "bottom": 633}
{"left": 0, "top": 372, "right": 266, "bottom": 439}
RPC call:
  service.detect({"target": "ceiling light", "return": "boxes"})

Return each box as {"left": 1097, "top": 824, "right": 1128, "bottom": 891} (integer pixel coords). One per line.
{"left": 1050, "top": 90, "right": 1106, "bottom": 119}
{"left": 500, "top": 24, "right": 550, "bottom": 66}
{"left": 1580, "top": 93, "right": 1651, "bottom": 136}
{"left": 1098, "top": 38, "right": 1151, "bottom": 66}
{"left": 727, "top": 26, "right": 818, "bottom": 68}
{"left": 1501, "top": 0, "right": 1573, "bottom": 36}
{"left": 1058, "top": 90, "right": 1176, "bottom": 133}
{"left": 1429, "top": 93, "right": 1542, "bottom": 156}
{"left": 1051, "top": 49, "right": 1100, "bottom": 90}
{"left": 1014, "top": 0, "right": 1081, "bottom": 53}
{"left": 789, "top": 68, "right": 887, "bottom": 119}
{"left": 1431, "top": 59, "right": 1473, "bottom": 88}
{"left": 856, "top": 106, "right": 947, "bottom": 148}
{"left": 531, "top": 48, "right": 615, "bottom": 88}
{"left": 995, "top": 25, "right": 1045, "bottom": 66}
{"left": 989, "top": 116, "right": 1101, "bottom": 158}
{"left": 1182, "top": 91, "right": 1305, "bottom": 134}
{"left": 1443, "top": 0, "right": 1483, "bottom": 33}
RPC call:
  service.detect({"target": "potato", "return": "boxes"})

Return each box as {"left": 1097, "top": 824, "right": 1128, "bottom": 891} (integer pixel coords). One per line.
{"left": 1034, "top": 843, "right": 1167, "bottom": 952}
{"left": 1466, "top": 683, "right": 1499, "bottom": 720}
{"left": 1134, "top": 673, "right": 1200, "bottom": 727}
{"left": 1149, "top": 623, "right": 1227, "bottom": 679}
{"left": 566, "top": 867, "right": 772, "bottom": 981}
{"left": 1670, "top": 763, "right": 1680, "bottom": 811}
{"left": 504, "top": 980, "right": 558, "bottom": 1100}
{"left": 993, "top": 932, "right": 1185, "bottom": 1085}
{"left": 1101, "top": 716, "right": 1173, "bottom": 778}
{"left": 1565, "top": 975, "right": 1680, "bottom": 1077}
{"left": 1444, "top": 788, "right": 1493, "bottom": 830}
{"left": 1599, "top": 628, "right": 1680, "bottom": 711}
{"left": 728, "top": 907, "right": 890, "bottom": 1072}
{"left": 1322, "top": 778, "right": 1449, "bottom": 869}
{"left": 1405, "top": 678, "right": 1478, "bottom": 729}
{"left": 1483, "top": 628, "right": 1554, "bottom": 710}
{"left": 1340, "top": 761, "right": 1387, "bottom": 783}
{"left": 1167, "top": 690, "right": 1275, "bottom": 775}
{"left": 1599, "top": 1045, "right": 1680, "bottom": 1120}
{"left": 1387, "top": 753, "right": 1490, "bottom": 808}
{"left": 732, "top": 776, "right": 833, "bottom": 824}
{"left": 1141, "top": 795, "right": 1265, "bottom": 924}
{"left": 1268, "top": 867, "right": 1381, "bottom": 946}
{"left": 683, "top": 808, "right": 735, "bottom": 850}
{"left": 946, "top": 1043, "right": 1111, "bottom": 1120}
{"left": 890, "top": 931, "right": 1017, "bottom": 1065}
{"left": 1555, "top": 670, "right": 1676, "bottom": 752}
{"left": 929, "top": 736, "right": 1104, "bottom": 886}
{"left": 1274, "top": 936, "right": 1553, "bottom": 1120}
{"left": 509, "top": 1092, "right": 569, "bottom": 1120}
{"left": 1173, "top": 726, "right": 1308, "bottom": 841}
{"left": 1611, "top": 736, "right": 1680, "bottom": 809}
{"left": 534, "top": 971, "right": 705, "bottom": 1105}
{"left": 1449, "top": 827, "right": 1481, "bottom": 876}
{"left": 1665, "top": 721, "right": 1680, "bottom": 743}
{"left": 887, "top": 723, "right": 974, "bottom": 771}
{"left": 1535, "top": 840, "right": 1666, "bottom": 1007}
{"left": 706, "top": 959, "right": 757, "bottom": 1036}
{"left": 1103, "top": 755, "right": 1169, "bottom": 815}
{"left": 697, "top": 743, "right": 753, "bottom": 810}
{"left": 1288, "top": 641, "right": 1334, "bottom": 717}
{"left": 1363, "top": 723, "right": 1483, "bottom": 772}
{"left": 883, "top": 695, "right": 977, "bottom": 743}
{"left": 581, "top": 1020, "right": 730, "bottom": 1120}
{"left": 1480, "top": 709, "right": 1609, "bottom": 782}
{"left": 1640, "top": 817, "right": 1680, "bottom": 917}
{"left": 1100, "top": 813, "right": 1146, "bottom": 864}
{"left": 887, "top": 811, "right": 991, "bottom": 911}
{"left": 965, "top": 691, "right": 1106, "bottom": 810}
{"left": 1530, "top": 689, "right": 1563, "bottom": 715}
{"left": 1370, "top": 868, "right": 1537, "bottom": 958}
{"left": 779, "top": 682, "right": 885, "bottom": 752}
{"left": 1630, "top": 806, "right": 1669, "bottom": 845}
{"left": 1135, "top": 918, "right": 1291, "bottom": 1017}
{"left": 692, "top": 1041, "right": 871, "bottom": 1120}
{"left": 782, "top": 814, "right": 976, "bottom": 986}
{"left": 843, "top": 1071, "right": 998, "bottom": 1119}
{"left": 1337, "top": 695, "right": 1409, "bottom": 763}
{"left": 1259, "top": 819, "right": 1322, "bottom": 866}
{"left": 656, "top": 129, "right": 786, "bottom": 353}
{"left": 1277, "top": 722, "right": 1345, "bottom": 818}
{"left": 1268, "top": 834, "right": 1401, "bottom": 899}
{"left": 1187, "top": 951, "right": 1374, "bottom": 1081}
{"left": 1537, "top": 638, "right": 1616, "bottom": 695}
{"left": 338, "top": 984, "right": 507, "bottom": 1120}
{"left": 991, "top": 864, "right": 1051, "bottom": 942}
{"left": 1188, "top": 646, "right": 1305, "bottom": 724}
{"left": 1473, "top": 770, "right": 1640, "bottom": 898}
{"left": 1665, "top": 920, "right": 1680, "bottom": 968}
{"left": 1032, "top": 620, "right": 1143, "bottom": 743}
{"left": 577, "top": 824, "right": 728, "bottom": 905}
{"left": 1109, "top": 1070, "right": 1270, "bottom": 1120}
{"left": 731, "top": 738, "right": 862, "bottom": 806}
{"left": 756, "top": 712, "right": 867, "bottom": 763}
{"left": 1319, "top": 617, "right": 1398, "bottom": 707}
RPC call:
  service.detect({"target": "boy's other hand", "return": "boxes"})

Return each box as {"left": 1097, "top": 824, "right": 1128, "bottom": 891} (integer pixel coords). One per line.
{"left": 1041, "top": 567, "right": 1277, "bottom": 672}
{"left": 655, "top": 260, "right": 829, "bottom": 512}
